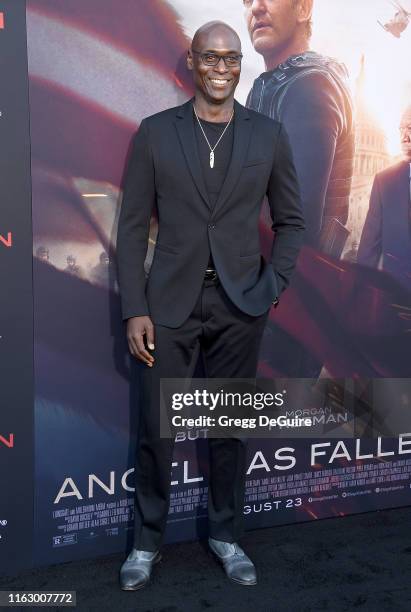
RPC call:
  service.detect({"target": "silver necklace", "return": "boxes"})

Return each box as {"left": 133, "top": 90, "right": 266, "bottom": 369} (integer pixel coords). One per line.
{"left": 193, "top": 104, "right": 234, "bottom": 168}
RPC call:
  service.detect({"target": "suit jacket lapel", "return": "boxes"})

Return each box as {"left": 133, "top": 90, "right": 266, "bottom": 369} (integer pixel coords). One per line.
{"left": 174, "top": 98, "right": 252, "bottom": 216}
{"left": 174, "top": 98, "right": 211, "bottom": 209}
{"left": 396, "top": 161, "right": 410, "bottom": 210}
{"left": 212, "top": 99, "right": 251, "bottom": 218}
{"left": 400, "top": 161, "right": 411, "bottom": 238}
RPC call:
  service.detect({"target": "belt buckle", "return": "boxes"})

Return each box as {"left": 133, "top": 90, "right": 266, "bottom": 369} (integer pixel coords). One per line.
{"left": 205, "top": 268, "right": 217, "bottom": 281}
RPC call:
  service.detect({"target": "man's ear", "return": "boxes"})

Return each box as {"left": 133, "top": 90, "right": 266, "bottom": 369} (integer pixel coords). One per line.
{"left": 187, "top": 49, "right": 193, "bottom": 71}
{"left": 296, "top": 0, "right": 313, "bottom": 26}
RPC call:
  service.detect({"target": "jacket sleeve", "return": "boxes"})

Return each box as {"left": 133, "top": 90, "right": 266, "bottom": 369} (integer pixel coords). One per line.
{"left": 279, "top": 72, "right": 344, "bottom": 244}
{"left": 357, "top": 174, "right": 382, "bottom": 268}
{"left": 116, "top": 119, "right": 155, "bottom": 321}
{"left": 267, "top": 122, "right": 306, "bottom": 296}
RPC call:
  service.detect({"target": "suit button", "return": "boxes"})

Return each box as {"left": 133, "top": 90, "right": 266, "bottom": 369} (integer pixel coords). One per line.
{"left": 208, "top": 224, "right": 216, "bottom": 229}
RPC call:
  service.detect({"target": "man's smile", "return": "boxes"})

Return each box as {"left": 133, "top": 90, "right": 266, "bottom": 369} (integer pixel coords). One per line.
{"left": 208, "top": 77, "right": 231, "bottom": 87}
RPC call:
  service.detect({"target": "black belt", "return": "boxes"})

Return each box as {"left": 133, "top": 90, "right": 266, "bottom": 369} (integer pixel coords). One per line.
{"left": 204, "top": 267, "right": 218, "bottom": 281}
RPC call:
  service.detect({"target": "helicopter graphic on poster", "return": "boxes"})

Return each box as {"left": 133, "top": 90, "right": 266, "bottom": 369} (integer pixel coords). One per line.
{"left": 378, "top": 0, "right": 410, "bottom": 37}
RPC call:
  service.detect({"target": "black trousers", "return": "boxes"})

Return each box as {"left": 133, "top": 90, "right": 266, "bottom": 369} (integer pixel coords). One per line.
{"left": 133, "top": 275, "right": 269, "bottom": 551}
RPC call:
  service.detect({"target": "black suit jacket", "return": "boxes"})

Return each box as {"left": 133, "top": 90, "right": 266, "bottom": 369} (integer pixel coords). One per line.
{"left": 116, "top": 97, "right": 305, "bottom": 327}
{"left": 357, "top": 160, "right": 411, "bottom": 291}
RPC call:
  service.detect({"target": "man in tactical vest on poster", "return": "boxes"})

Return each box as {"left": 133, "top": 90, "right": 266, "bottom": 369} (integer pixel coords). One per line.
{"left": 244, "top": 0, "right": 355, "bottom": 377}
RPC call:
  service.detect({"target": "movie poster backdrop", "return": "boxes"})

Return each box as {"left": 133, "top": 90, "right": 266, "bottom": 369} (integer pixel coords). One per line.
{"left": 2, "top": 0, "right": 410, "bottom": 571}
{"left": 0, "top": 0, "right": 34, "bottom": 575}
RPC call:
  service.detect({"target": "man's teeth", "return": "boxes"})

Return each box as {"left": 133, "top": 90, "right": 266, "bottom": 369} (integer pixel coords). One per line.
{"left": 211, "top": 79, "right": 229, "bottom": 84}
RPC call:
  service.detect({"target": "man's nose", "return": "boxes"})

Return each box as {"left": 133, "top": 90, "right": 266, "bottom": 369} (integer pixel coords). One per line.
{"left": 251, "top": 0, "right": 267, "bottom": 16}
{"left": 214, "top": 57, "right": 229, "bottom": 72}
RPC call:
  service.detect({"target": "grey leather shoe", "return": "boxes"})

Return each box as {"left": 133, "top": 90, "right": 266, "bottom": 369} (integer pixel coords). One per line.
{"left": 119, "top": 548, "right": 162, "bottom": 591}
{"left": 208, "top": 537, "right": 257, "bottom": 586}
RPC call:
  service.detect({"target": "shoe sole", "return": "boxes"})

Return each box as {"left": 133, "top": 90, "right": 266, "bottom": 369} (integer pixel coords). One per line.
{"left": 228, "top": 576, "right": 257, "bottom": 586}
{"left": 208, "top": 549, "right": 257, "bottom": 586}
{"left": 120, "top": 552, "right": 162, "bottom": 591}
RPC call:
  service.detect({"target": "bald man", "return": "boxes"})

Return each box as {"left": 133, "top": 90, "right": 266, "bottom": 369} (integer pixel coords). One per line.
{"left": 358, "top": 105, "right": 411, "bottom": 291}
{"left": 117, "top": 21, "right": 304, "bottom": 590}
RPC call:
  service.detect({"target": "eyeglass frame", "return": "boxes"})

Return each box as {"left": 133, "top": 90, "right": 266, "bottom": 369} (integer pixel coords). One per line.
{"left": 190, "top": 49, "right": 243, "bottom": 67}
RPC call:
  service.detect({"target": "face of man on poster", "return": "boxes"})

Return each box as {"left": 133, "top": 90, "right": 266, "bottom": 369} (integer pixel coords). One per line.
{"left": 243, "top": 0, "right": 313, "bottom": 69}
{"left": 400, "top": 106, "right": 411, "bottom": 161}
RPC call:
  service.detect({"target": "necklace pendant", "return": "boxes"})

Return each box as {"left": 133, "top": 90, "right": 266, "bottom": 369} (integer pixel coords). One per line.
{"left": 209, "top": 151, "right": 214, "bottom": 168}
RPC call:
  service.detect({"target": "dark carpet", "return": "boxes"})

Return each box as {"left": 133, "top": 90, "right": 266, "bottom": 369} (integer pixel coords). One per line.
{"left": 2, "top": 507, "right": 411, "bottom": 612}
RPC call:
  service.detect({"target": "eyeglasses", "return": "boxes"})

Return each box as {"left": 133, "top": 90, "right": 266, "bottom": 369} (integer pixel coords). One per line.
{"left": 191, "top": 50, "right": 243, "bottom": 67}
